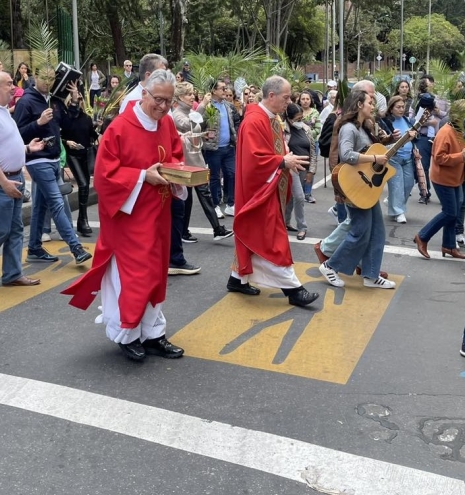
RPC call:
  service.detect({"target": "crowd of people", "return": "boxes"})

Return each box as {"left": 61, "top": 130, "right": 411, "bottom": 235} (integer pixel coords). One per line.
{"left": 1, "top": 53, "right": 465, "bottom": 359}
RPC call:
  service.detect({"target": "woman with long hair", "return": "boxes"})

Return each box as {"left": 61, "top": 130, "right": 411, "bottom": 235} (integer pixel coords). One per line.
{"left": 297, "top": 90, "right": 321, "bottom": 202}
{"left": 61, "top": 94, "right": 98, "bottom": 236}
{"left": 414, "top": 100, "right": 465, "bottom": 260}
{"left": 14, "top": 62, "right": 34, "bottom": 89}
{"left": 318, "top": 90, "right": 396, "bottom": 289}
{"left": 393, "top": 79, "right": 413, "bottom": 118}
{"left": 87, "top": 63, "right": 106, "bottom": 107}
{"left": 382, "top": 95, "right": 416, "bottom": 223}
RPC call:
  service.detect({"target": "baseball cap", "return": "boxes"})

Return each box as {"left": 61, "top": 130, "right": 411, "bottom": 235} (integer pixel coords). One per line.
{"left": 327, "top": 80, "right": 337, "bottom": 88}
{"left": 183, "top": 60, "right": 189, "bottom": 66}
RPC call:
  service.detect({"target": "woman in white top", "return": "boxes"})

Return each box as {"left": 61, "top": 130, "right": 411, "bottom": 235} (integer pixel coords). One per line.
{"left": 87, "top": 63, "right": 106, "bottom": 107}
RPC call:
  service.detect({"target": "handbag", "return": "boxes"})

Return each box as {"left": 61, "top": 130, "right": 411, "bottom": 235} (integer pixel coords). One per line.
{"left": 59, "top": 182, "right": 73, "bottom": 195}
{"left": 59, "top": 168, "right": 74, "bottom": 195}
{"left": 87, "top": 144, "right": 97, "bottom": 175}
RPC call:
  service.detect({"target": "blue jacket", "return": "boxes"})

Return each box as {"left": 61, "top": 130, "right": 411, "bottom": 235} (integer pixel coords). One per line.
{"left": 13, "top": 88, "right": 77, "bottom": 161}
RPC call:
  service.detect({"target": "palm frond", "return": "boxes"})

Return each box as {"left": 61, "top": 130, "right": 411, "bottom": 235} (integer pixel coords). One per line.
{"left": 27, "top": 21, "right": 58, "bottom": 71}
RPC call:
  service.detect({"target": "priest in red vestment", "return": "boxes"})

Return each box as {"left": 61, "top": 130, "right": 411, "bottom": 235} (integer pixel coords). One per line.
{"left": 227, "top": 76, "right": 319, "bottom": 307}
{"left": 62, "top": 70, "right": 184, "bottom": 361}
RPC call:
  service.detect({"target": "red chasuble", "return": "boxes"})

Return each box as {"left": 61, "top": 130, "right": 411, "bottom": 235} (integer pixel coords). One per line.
{"left": 62, "top": 104, "right": 183, "bottom": 329}
{"left": 233, "top": 104, "right": 292, "bottom": 276}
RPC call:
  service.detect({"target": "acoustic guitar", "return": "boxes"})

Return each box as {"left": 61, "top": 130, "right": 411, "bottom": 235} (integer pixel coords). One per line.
{"left": 331, "top": 111, "right": 430, "bottom": 209}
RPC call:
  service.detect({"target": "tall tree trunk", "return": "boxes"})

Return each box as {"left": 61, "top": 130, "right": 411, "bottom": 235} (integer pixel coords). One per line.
{"left": 170, "top": 0, "right": 187, "bottom": 61}
{"left": 107, "top": 4, "right": 126, "bottom": 65}
{"left": 12, "top": 0, "right": 25, "bottom": 48}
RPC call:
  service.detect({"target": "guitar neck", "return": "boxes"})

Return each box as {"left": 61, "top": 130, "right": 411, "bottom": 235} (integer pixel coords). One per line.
{"left": 385, "top": 118, "right": 424, "bottom": 160}
{"left": 386, "top": 128, "right": 414, "bottom": 159}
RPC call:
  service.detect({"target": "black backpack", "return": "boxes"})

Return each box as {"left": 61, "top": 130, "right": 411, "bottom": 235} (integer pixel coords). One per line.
{"left": 318, "top": 112, "right": 336, "bottom": 158}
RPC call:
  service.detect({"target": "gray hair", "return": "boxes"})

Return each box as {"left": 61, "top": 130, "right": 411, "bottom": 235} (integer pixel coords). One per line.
{"left": 327, "top": 90, "right": 337, "bottom": 99}
{"left": 139, "top": 53, "right": 169, "bottom": 81}
{"left": 262, "top": 76, "right": 288, "bottom": 98}
{"left": 352, "top": 80, "right": 375, "bottom": 92}
{"left": 145, "top": 69, "right": 176, "bottom": 91}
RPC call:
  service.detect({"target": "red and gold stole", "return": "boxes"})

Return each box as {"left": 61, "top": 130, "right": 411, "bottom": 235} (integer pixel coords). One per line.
{"left": 270, "top": 116, "right": 289, "bottom": 218}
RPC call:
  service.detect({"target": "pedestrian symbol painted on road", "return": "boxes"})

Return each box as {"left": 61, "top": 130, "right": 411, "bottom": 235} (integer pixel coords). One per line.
{"left": 173, "top": 262, "right": 403, "bottom": 384}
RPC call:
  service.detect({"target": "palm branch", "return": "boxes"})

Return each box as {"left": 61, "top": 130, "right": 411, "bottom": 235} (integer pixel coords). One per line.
{"left": 27, "top": 20, "right": 58, "bottom": 71}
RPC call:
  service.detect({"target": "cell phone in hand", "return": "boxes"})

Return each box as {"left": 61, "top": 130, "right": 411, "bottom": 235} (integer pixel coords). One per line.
{"left": 74, "top": 143, "right": 85, "bottom": 150}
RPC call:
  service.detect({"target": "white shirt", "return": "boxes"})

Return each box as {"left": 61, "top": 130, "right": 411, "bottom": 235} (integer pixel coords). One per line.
{"left": 0, "top": 105, "right": 26, "bottom": 173}
{"left": 119, "top": 83, "right": 143, "bottom": 113}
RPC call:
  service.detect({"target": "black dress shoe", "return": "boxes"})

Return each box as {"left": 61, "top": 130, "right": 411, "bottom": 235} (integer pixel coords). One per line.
{"left": 288, "top": 287, "right": 319, "bottom": 307}
{"left": 118, "top": 339, "right": 146, "bottom": 361}
{"left": 143, "top": 337, "right": 184, "bottom": 358}
{"left": 227, "top": 275, "right": 261, "bottom": 295}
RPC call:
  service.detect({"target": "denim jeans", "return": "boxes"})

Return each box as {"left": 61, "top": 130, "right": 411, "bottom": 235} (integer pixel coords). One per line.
{"left": 204, "top": 146, "right": 235, "bottom": 207}
{"left": 0, "top": 171, "right": 24, "bottom": 284}
{"left": 455, "top": 183, "right": 465, "bottom": 235}
{"left": 26, "top": 161, "right": 80, "bottom": 252}
{"left": 336, "top": 203, "right": 348, "bottom": 223}
{"left": 327, "top": 202, "right": 385, "bottom": 279}
{"left": 415, "top": 136, "right": 432, "bottom": 196}
{"left": 419, "top": 182, "right": 463, "bottom": 249}
{"left": 285, "top": 170, "right": 307, "bottom": 231}
{"left": 32, "top": 174, "right": 73, "bottom": 234}
{"left": 387, "top": 155, "right": 415, "bottom": 216}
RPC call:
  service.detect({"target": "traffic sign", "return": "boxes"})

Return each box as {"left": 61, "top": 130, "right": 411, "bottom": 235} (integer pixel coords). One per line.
{"left": 409, "top": 56, "right": 416, "bottom": 64}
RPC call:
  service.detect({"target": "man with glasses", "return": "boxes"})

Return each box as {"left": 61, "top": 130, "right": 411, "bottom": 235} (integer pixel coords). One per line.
{"left": 13, "top": 65, "right": 92, "bottom": 265}
{"left": 123, "top": 60, "right": 133, "bottom": 79}
{"left": 201, "top": 78, "right": 237, "bottom": 218}
{"left": 120, "top": 53, "right": 168, "bottom": 113}
{"left": 63, "top": 69, "right": 185, "bottom": 362}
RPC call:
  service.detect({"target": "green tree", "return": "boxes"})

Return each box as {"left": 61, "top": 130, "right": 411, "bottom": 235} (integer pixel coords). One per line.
{"left": 403, "top": 13, "right": 464, "bottom": 63}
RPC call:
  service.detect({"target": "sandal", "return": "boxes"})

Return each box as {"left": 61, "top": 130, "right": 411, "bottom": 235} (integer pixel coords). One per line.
{"left": 297, "top": 231, "right": 306, "bottom": 240}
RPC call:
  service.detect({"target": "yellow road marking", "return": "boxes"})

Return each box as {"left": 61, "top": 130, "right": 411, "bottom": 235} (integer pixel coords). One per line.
{"left": 0, "top": 242, "right": 94, "bottom": 312}
{"left": 173, "top": 262, "right": 403, "bottom": 384}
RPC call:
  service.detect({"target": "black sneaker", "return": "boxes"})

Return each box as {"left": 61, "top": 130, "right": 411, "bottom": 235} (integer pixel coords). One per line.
{"left": 182, "top": 231, "right": 198, "bottom": 243}
{"left": 213, "top": 225, "right": 234, "bottom": 241}
{"left": 461, "top": 330, "right": 465, "bottom": 357}
{"left": 168, "top": 262, "right": 201, "bottom": 275}
{"left": 72, "top": 246, "right": 92, "bottom": 264}
{"left": 26, "top": 248, "right": 59, "bottom": 263}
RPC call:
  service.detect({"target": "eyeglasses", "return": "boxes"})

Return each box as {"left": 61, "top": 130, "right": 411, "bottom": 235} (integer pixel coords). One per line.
{"left": 244, "top": 92, "right": 250, "bottom": 96}
{"left": 145, "top": 87, "right": 173, "bottom": 107}
{"left": 125, "top": 64, "right": 132, "bottom": 67}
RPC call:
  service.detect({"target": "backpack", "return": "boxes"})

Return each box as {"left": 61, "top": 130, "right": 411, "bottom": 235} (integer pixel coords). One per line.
{"left": 318, "top": 112, "right": 336, "bottom": 158}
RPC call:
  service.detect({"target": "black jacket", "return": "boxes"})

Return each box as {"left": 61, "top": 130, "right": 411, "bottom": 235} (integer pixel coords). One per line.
{"left": 13, "top": 88, "right": 77, "bottom": 161}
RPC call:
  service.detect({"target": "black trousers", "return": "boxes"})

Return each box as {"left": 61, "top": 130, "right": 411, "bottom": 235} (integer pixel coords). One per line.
{"left": 182, "top": 184, "right": 220, "bottom": 236}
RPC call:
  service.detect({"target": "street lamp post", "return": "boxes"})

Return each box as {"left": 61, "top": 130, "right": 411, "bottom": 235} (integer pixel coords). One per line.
{"left": 400, "top": 0, "right": 404, "bottom": 77}
{"left": 426, "top": 0, "right": 432, "bottom": 73}
{"left": 71, "top": 0, "right": 80, "bottom": 69}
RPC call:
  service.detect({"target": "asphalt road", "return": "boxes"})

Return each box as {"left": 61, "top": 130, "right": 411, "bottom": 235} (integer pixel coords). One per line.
{"left": 1, "top": 163, "right": 465, "bottom": 495}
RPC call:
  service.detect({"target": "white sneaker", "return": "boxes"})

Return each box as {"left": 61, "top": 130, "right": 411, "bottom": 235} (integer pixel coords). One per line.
{"left": 383, "top": 197, "right": 389, "bottom": 205}
{"left": 396, "top": 213, "right": 407, "bottom": 223}
{"left": 457, "top": 234, "right": 465, "bottom": 244}
{"left": 319, "top": 262, "right": 345, "bottom": 287}
{"left": 224, "top": 205, "right": 235, "bottom": 216}
{"left": 215, "top": 206, "right": 224, "bottom": 219}
{"left": 363, "top": 277, "right": 396, "bottom": 289}
{"left": 327, "top": 206, "right": 338, "bottom": 225}
{"left": 41, "top": 233, "right": 52, "bottom": 242}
